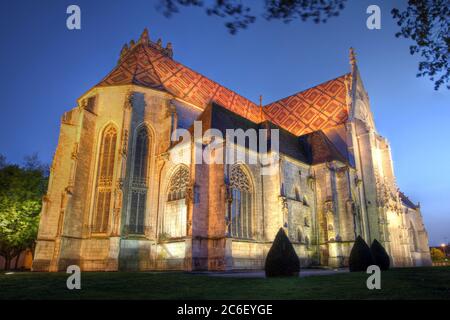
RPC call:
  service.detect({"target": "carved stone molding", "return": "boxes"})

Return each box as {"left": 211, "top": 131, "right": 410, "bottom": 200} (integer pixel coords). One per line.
{"left": 124, "top": 91, "right": 135, "bottom": 110}
{"left": 158, "top": 152, "right": 170, "bottom": 162}
{"left": 324, "top": 199, "right": 334, "bottom": 214}
{"left": 121, "top": 129, "right": 129, "bottom": 156}
{"left": 307, "top": 175, "right": 316, "bottom": 189}
{"left": 185, "top": 180, "right": 196, "bottom": 205}
{"left": 116, "top": 178, "right": 124, "bottom": 191}
{"left": 71, "top": 143, "right": 79, "bottom": 160}
{"left": 278, "top": 195, "right": 289, "bottom": 227}
{"left": 111, "top": 188, "right": 123, "bottom": 237}
{"left": 229, "top": 165, "right": 251, "bottom": 192}
{"left": 166, "top": 99, "right": 177, "bottom": 118}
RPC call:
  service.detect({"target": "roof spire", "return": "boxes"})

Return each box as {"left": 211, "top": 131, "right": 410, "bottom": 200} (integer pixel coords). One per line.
{"left": 259, "top": 94, "right": 268, "bottom": 124}
{"left": 165, "top": 42, "right": 173, "bottom": 58}
{"left": 139, "top": 28, "right": 150, "bottom": 45}
{"left": 118, "top": 43, "right": 129, "bottom": 64}
{"left": 349, "top": 47, "right": 357, "bottom": 72}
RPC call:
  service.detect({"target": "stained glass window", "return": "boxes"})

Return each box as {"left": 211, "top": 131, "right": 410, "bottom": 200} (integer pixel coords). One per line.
{"left": 128, "top": 127, "right": 149, "bottom": 234}
{"left": 93, "top": 126, "right": 117, "bottom": 233}
{"left": 228, "top": 165, "right": 253, "bottom": 239}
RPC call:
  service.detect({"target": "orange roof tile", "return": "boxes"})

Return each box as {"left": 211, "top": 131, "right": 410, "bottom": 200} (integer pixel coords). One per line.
{"left": 97, "top": 31, "right": 351, "bottom": 135}
{"left": 264, "top": 74, "right": 351, "bottom": 135}
{"left": 97, "top": 37, "right": 261, "bottom": 122}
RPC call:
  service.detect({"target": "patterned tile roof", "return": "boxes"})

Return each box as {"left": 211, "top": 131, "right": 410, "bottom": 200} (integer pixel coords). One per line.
{"left": 97, "top": 30, "right": 351, "bottom": 134}
{"left": 97, "top": 30, "right": 261, "bottom": 123}
{"left": 264, "top": 74, "right": 351, "bottom": 136}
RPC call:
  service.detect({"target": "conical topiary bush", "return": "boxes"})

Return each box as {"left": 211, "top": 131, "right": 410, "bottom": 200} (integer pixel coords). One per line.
{"left": 265, "top": 228, "right": 300, "bottom": 277}
{"left": 349, "top": 235, "right": 375, "bottom": 272}
{"left": 370, "top": 239, "right": 390, "bottom": 270}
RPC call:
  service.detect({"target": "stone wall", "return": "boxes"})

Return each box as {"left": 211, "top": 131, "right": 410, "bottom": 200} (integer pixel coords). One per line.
{"left": 33, "top": 75, "right": 432, "bottom": 271}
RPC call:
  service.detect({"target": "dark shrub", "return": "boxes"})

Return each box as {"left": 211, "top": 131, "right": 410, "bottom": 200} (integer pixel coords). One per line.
{"left": 265, "top": 228, "right": 300, "bottom": 277}
{"left": 370, "top": 239, "right": 390, "bottom": 270}
{"left": 349, "top": 235, "right": 374, "bottom": 272}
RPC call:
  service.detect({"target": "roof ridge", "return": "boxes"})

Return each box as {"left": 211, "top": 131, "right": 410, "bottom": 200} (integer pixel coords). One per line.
{"left": 139, "top": 45, "right": 165, "bottom": 88}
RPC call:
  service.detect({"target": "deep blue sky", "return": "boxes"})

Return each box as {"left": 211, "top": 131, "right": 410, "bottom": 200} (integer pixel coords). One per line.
{"left": 0, "top": 0, "right": 448, "bottom": 245}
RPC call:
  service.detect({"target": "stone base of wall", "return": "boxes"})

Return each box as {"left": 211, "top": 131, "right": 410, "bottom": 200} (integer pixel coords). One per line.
{"left": 31, "top": 259, "right": 51, "bottom": 271}
{"left": 32, "top": 240, "right": 56, "bottom": 271}
{"left": 32, "top": 237, "right": 378, "bottom": 272}
{"left": 230, "top": 240, "right": 319, "bottom": 270}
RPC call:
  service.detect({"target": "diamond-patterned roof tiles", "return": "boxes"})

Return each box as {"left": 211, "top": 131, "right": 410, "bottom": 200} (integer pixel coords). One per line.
{"left": 263, "top": 74, "right": 351, "bottom": 136}
{"left": 97, "top": 39, "right": 261, "bottom": 122}
{"left": 97, "top": 32, "right": 351, "bottom": 134}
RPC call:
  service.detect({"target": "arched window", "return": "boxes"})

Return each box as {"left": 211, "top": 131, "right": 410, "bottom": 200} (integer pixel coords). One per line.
{"left": 93, "top": 126, "right": 117, "bottom": 233}
{"left": 128, "top": 126, "right": 150, "bottom": 234}
{"left": 228, "top": 165, "right": 253, "bottom": 239}
{"left": 163, "top": 166, "right": 189, "bottom": 238}
{"left": 167, "top": 166, "right": 189, "bottom": 202}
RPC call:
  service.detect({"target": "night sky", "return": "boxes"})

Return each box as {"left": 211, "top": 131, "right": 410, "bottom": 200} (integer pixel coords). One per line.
{"left": 0, "top": 0, "right": 448, "bottom": 245}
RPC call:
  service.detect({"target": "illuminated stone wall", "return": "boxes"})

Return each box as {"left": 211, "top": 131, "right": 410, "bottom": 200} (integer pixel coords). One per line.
{"left": 33, "top": 65, "right": 432, "bottom": 271}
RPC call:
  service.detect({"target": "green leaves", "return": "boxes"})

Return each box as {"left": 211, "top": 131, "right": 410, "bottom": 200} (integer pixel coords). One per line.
{"left": 157, "top": 0, "right": 346, "bottom": 34}
{"left": 391, "top": 0, "right": 449, "bottom": 90}
{"left": 0, "top": 154, "right": 48, "bottom": 266}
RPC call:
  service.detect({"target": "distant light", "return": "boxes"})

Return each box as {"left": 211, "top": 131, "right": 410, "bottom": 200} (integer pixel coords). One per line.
{"left": 441, "top": 243, "right": 446, "bottom": 247}
{"left": 5, "top": 272, "right": 14, "bottom": 275}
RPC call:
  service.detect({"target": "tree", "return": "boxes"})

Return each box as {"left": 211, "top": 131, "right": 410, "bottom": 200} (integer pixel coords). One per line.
{"left": 265, "top": 228, "right": 300, "bottom": 277}
{"left": 392, "top": 1, "right": 449, "bottom": 90}
{"left": 430, "top": 247, "right": 445, "bottom": 261}
{"left": 157, "top": 0, "right": 448, "bottom": 90}
{"left": 349, "top": 235, "right": 374, "bottom": 272}
{"left": 370, "top": 239, "right": 390, "bottom": 270}
{"left": 0, "top": 155, "right": 48, "bottom": 270}
{"left": 158, "top": 0, "right": 346, "bottom": 34}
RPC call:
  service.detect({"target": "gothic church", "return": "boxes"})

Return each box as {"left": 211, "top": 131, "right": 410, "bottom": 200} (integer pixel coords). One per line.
{"left": 32, "top": 29, "right": 431, "bottom": 271}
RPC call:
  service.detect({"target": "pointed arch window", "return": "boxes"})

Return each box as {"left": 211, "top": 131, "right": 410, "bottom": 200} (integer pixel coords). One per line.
{"left": 163, "top": 166, "right": 189, "bottom": 238}
{"left": 167, "top": 166, "right": 189, "bottom": 202}
{"left": 93, "top": 126, "right": 117, "bottom": 233}
{"left": 228, "top": 165, "right": 254, "bottom": 239}
{"left": 128, "top": 126, "right": 150, "bottom": 234}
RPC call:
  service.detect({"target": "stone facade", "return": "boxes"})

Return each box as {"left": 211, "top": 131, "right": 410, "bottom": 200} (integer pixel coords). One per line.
{"left": 32, "top": 30, "right": 431, "bottom": 272}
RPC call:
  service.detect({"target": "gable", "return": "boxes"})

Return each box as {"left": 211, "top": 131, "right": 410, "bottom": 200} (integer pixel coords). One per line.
{"left": 264, "top": 74, "right": 351, "bottom": 136}
{"left": 96, "top": 31, "right": 354, "bottom": 138}
{"left": 97, "top": 39, "right": 261, "bottom": 123}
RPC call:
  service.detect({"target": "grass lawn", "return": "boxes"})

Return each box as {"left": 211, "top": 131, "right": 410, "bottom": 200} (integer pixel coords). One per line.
{"left": 0, "top": 266, "right": 449, "bottom": 300}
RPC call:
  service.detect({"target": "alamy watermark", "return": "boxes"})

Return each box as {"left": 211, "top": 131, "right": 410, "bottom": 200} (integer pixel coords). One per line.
{"left": 169, "top": 121, "right": 280, "bottom": 176}
{"left": 366, "top": 265, "right": 381, "bottom": 290}
{"left": 66, "top": 5, "right": 81, "bottom": 30}
{"left": 66, "top": 265, "right": 81, "bottom": 290}
{"left": 367, "top": 5, "right": 381, "bottom": 30}
{"left": 66, "top": 4, "right": 380, "bottom": 31}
